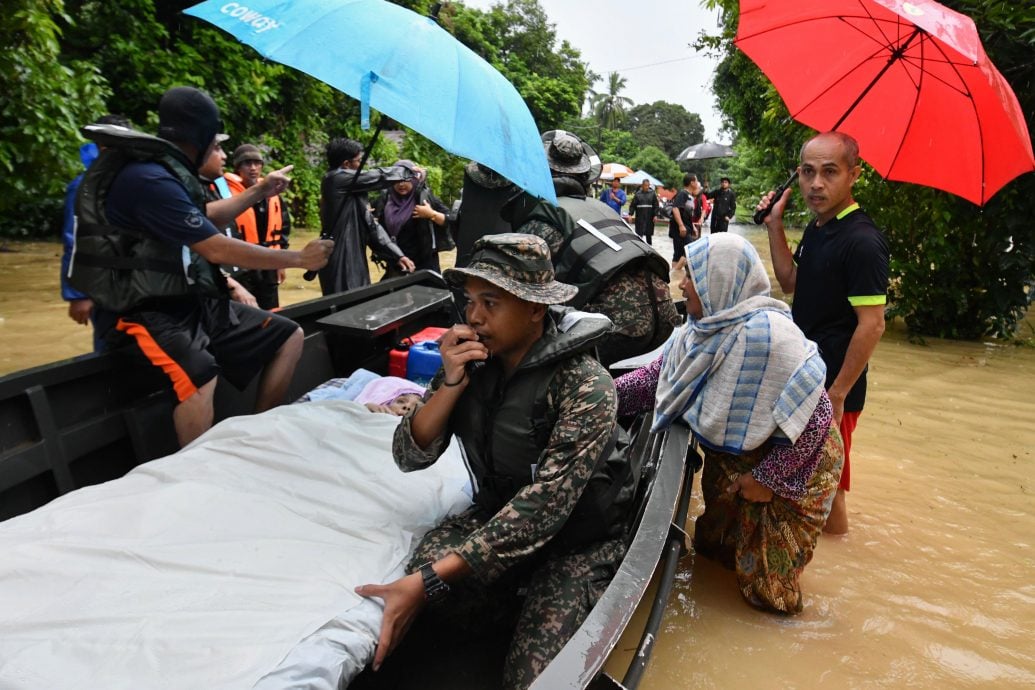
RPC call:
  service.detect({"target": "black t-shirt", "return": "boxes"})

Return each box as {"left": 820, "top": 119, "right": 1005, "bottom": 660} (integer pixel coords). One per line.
{"left": 107, "top": 161, "right": 219, "bottom": 247}
{"left": 668, "top": 188, "right": 695, "bottom": 235}
{"left": 792, "top": 205, "right": 889, "bottom": 411}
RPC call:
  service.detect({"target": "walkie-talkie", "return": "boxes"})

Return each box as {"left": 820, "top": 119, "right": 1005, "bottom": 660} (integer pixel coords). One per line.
{"left": 450, "top": 295, "right": 484, "bottom": 373}
{"left": 752, "top": 171, "right": 799, "bottom": 225}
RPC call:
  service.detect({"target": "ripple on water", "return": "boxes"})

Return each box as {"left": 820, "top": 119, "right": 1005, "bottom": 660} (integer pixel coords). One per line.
{"left": 926, "top": 643, "right": 1035, "bottom": 685}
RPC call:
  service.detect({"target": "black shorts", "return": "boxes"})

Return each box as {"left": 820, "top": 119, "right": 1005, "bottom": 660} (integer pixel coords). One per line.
{"left": 115, "top": 299, "right": 299, "bottom": 402}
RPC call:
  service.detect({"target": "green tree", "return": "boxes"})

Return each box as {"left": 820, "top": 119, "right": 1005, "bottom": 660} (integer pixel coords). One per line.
{"left": 558, "top": 116, "right": 605, "bottom": 152}
{"left": 0, "top": 0, "right": 109, "bottom": 236}
{"left": 3, "top": 0, "right": 595, "bottom": 239}
{"left": 626, "top": 101, "right": 705, "bottom": 159}
{"left": 59, "top": 0, "right": 355, "bottom": 229}
{"left": 444, "top": 0, "right": 590, "bottom": 129}
{"left": 589, "top": 72, "right": 633, "bottom": 131}
{"left": 628, "top": 146, "right": 683, "bottom": 189}
{"left": 597, "top": 129, "right": 640, "bottom": 165}
{"left": 702, "top": 0, "right": 1035, "bottom": 340}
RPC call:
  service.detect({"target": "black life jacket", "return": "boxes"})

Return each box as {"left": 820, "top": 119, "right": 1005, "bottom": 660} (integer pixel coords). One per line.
{"left": 69, "top": 124, "right": 226, "bottom": 312}
{"left": 509, "top": 195, "right": 669, "bottom": 308}
{"left": 451, "top": 309, "right": 638, "bottom": 550}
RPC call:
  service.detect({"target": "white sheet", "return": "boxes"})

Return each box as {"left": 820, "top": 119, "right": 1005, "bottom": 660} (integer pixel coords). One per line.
{"left": 0, "top": 401, "right": 471, "bottom": 689}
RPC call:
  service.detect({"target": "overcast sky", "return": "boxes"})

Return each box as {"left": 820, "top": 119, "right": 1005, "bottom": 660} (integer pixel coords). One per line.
{"left": 462, "top": 0, "right": 729, "bottom": 142}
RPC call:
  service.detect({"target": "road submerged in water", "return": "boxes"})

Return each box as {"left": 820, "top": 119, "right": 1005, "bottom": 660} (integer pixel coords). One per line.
{"left": 1, "top": 224, "right": 1033, "bottom": 687}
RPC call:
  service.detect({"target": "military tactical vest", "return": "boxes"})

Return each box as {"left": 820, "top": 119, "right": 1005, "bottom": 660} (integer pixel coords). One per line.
{"left": 450, "top": 310, "right": 638, "bottom": 550}
{"left": 70, "top": 124, "right": 226, "bottom": 312}
{"left": 513, "top": 196, "right": 669, "bottom": 308}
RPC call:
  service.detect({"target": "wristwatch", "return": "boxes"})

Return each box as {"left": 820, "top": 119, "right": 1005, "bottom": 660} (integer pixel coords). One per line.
{"left": 418, "top": 561, "right": 450, "bottom": 603}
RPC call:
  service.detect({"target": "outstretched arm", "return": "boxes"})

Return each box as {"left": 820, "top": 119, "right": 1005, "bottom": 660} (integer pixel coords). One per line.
{"left": 191, "top": 233, "right": 331, "bottom": 271}
{"left": 614, "top": 354, "right": 663, "bottom": 417}
{"left": 207, "top": 166, "right": 294, "bottom": 227}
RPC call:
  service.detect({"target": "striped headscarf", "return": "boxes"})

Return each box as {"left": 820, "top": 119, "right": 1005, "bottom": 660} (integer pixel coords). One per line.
{"left": 652, "top": 234, "right": 826, "bottom": 453}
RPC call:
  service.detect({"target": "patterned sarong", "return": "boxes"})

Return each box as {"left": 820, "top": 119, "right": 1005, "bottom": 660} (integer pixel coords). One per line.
{"left": 693, "top": 423, "right": 844, "bottom": 614}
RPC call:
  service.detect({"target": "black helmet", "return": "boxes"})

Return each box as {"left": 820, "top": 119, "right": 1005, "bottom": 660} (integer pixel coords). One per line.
{"left": 157, "top": 86, "right": 223, "bottom": 167}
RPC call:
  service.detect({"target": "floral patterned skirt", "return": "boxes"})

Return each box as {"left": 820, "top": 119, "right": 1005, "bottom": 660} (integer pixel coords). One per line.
{"left": 693, "top": 425, "right": 844, "bottom": 614}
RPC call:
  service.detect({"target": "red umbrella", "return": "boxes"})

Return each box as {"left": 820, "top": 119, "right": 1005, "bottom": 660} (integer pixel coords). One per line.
{"left": 736, "top": 0, "right": 1035, "bottom": 205}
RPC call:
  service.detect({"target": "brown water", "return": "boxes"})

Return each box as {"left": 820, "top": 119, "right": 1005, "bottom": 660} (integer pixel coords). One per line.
{"left": 2, "top": 227, "right": 1034, "bottom": 687}
{"left": 0, "top": 228, "right": 386, "bottom": 373}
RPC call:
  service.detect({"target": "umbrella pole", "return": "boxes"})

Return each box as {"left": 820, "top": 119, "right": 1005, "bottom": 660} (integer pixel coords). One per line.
{"left": 832, "top": 27, "right": 922, "bottom": 130}
{"left": 351, "top": 119, "right": 385, "bottom": 180}
{"left": 752, "top": 170, "right": 799, "bottom": 225}
{"left": 752, "top": 28, "right": 922, "bottom": 228}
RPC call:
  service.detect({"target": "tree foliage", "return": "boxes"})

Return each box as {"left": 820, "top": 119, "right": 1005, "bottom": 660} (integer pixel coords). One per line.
{"left": 626, "top": 101, "right": 705, "bottom": 159}
{"left": 628, "top": 146, "right": 683, "bottom": 189}
{"left": 443, "top": 0, "right": 589, "bottom": 129}
{"left": 702, "top": 0, "right": 1035, "bottom": 340}
{"left": 3, "top": 0, "right": 591, "bottom": 239}
{"left": 0, "top": 0, "right": 109, "bottom": 236}
{"left": 588, "top": 72, "right": 633, "bottom": 131}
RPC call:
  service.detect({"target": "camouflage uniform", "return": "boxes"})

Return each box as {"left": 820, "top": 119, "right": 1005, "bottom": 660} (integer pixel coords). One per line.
{"left": 393, "top": 316, "right": 625, "bottom": 689}
{"left": 518, "top": 218, "right": 681, "bottom": 364}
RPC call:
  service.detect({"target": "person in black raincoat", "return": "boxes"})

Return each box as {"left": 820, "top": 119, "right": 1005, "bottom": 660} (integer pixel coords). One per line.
{"left": 452, "top": 161, "right": 518, "bottom": 268}
{"left": 317, "top": 139, "right": 416, "bottom": 295}
{"left": 629, "top": 179, "right": 660, "bottom": 245}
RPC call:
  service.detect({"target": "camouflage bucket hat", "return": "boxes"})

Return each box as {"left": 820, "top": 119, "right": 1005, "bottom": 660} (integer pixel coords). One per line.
{"left": 443, "top": 233, "right": 578, "bottom": 305}
{"left": 541, "top": 129, "right": 602, "bottom": 183}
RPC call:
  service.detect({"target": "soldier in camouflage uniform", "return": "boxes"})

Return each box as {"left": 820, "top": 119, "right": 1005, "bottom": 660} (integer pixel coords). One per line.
{"left": 505, "top": 130, "right": 681, "bottom": 367}
{"left": 356, "top": 234, "right": 633, "bottom": 689}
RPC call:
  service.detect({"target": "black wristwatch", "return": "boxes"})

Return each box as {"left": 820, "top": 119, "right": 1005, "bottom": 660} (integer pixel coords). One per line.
{"left": 418, "top": 561, "right": 450, "bottom": 603}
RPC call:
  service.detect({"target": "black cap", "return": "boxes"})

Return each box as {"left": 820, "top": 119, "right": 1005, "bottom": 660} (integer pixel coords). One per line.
{"left": 157, "top": 87, "right": 222, "bottom": 160}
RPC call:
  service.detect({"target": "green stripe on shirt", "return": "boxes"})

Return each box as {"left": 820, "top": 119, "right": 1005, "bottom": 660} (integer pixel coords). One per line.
{"left": 836, "top": 202, "right": 860, "bottom": 220}
{"left": 848, "top": 294, "right": 887, "bottom": 306}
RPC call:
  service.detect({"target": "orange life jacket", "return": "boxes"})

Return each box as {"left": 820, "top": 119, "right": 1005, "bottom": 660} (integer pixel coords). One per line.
{"left": 224, "top": 172, "right": 284, "bottom": 248}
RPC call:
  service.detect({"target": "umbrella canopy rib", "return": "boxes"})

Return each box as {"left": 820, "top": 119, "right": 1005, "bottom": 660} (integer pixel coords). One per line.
{"left": 185, "top": 0, "right": 555, "bottom": 202}
{"left": 735, "top": 0, "right": 1034, "bottom": 205}
{"left": 830, "top": 26, "right": 923, "bottom": 130}
{"left": 883, "top": 34, "right": 927, "bottom": 191}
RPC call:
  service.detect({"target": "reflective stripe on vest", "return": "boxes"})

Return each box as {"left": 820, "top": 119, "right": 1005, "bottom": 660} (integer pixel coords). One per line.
{"left": 554, "top": 197, "right": 669, "bottom": 306}
{"left": 212, "top": 176, "right": 232, "bottom": 200}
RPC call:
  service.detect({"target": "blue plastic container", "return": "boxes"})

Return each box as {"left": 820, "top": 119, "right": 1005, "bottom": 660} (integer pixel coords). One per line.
{"left": 406, "top": 341, "right": 443, "bottom": 387}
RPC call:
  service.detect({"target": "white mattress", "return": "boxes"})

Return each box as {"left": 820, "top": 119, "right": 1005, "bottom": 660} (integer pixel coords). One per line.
{"left": 0, "top": 401, "right": 472, "bottom": 689}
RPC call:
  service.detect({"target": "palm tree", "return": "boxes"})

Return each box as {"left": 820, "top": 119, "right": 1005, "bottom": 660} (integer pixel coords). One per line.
{"left": 588, "top": 72, "right": 633, "bottom": 130}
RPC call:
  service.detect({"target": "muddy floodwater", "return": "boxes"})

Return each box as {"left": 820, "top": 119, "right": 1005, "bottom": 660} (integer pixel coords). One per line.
{"left": 1, "top": 224, "right": 1033, "bottom": 687}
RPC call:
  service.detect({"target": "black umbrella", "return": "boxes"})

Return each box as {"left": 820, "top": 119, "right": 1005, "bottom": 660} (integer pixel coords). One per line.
{"left": 676, "top": 141, "right": 735, "bottom": 161}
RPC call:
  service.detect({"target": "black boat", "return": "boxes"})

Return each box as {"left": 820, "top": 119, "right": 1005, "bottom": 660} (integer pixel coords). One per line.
{"left": 0, "top": 270, "right": 696, "bottom": 689}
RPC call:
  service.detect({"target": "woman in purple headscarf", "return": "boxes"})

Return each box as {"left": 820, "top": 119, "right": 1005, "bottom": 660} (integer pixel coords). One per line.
{"left": 374, "top": 160, "right": 451, "bottom": 276}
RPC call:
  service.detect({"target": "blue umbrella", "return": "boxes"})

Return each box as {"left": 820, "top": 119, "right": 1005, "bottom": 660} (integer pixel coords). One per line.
{"left": 184, "top": 0, "right": 556, "bottom": 203}
{"left": 622, "top": 170, "right": 664, "bottom": 188}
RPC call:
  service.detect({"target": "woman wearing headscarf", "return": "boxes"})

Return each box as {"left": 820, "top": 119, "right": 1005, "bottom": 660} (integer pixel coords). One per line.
{"left": 374, "top": 159, "right": 451, "bottom": 276}
{"left": 615, "top": 233, "right": 844, "bottom": 614}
